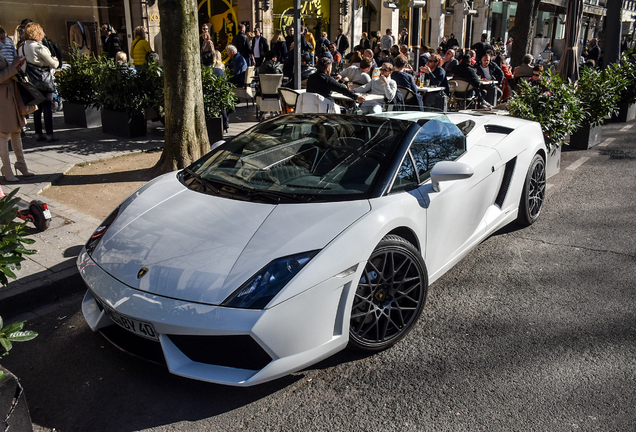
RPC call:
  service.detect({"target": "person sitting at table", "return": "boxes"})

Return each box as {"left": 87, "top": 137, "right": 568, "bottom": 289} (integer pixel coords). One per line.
{"left": 226, "top": 44, "right": 247, "bottom": 86}
{"left": 453, "top": 54, "right": 490, "bottom": 108}
{"left": 259, "top": 50, "right": 283, "bottom": 75}
{"left": 354, "top": 62, "right": 397, "bottom": 113}
{"left": 380, "top": 49, "right": 394, "bottom": 66}
{"left": 493, "top": 54, "right": 513, "bottom": 100}
{"left": 419, "top": 53, "right": 449, "bottom": 96}
{"left": 442, "top": 49, "right": 458, "bottom": 78}
{"left": 306, "top": 57, "right": 366, "bottom": 105}
{"left": 328, "top": 43, "right": 342, "bottom": 66}
{"left": 528, "top": 64, "right": 547, "bottom": 90}
{"left": 339, "top": 57, "right": 372, "bottom": 88}
{"left": 286, "top": 53, "right": 316, "bottom": 87}
{"left": 475, "top": 52, "right": 503, "bottom": 103}
{"left": 363, "top": 48, "right": 379, "bottom": 70}
{"left": 391, "top": 55, "right": 422, "bottom": 107}
{"left": 513, "top": 54, "right": 534, "bottom": 79}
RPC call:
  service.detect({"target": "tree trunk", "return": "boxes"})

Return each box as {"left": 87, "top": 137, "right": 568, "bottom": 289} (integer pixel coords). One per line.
{"left": 152, "top": 0, "right": 209, "bottom": 175}
{"left": 509, "top": 0, "right": 541, "bottom": 70}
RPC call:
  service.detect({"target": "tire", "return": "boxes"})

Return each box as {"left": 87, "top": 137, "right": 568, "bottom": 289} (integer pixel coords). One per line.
{"left": 348, "top": 235, "right": 428, "bottom": 352}
{"left": 517, "top": 153, "right": 546, "bottom": 226}
{"left": 29, "top": 202, "right": 51, "bottom": 232}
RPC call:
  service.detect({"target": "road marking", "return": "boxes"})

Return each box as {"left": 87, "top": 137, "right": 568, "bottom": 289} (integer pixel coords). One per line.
{"left": 566, "top": 157, "right": 590, "bottom": 171}
{"left": 597, "top": 138, "right": 615, "bottom": 147}
{"left": 620, "top": 125, "right": 633, "bottom": 132}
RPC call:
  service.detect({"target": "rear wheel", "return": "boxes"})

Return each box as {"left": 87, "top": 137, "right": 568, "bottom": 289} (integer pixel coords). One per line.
{"left": 517, "top": 154, "right": 546, "bottom": 226}
{"left": 348, "top": 235, "right": 428, "bottom": 352}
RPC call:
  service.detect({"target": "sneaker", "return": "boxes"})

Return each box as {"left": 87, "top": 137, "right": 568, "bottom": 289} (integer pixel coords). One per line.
{"left": 36, "top": 135, "right": 47, "bottom": 142}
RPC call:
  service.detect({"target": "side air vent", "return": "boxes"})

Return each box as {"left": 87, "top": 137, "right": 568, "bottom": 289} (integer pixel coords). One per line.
{"left": 485, "top": 124, "right": 515, "bottom": 135}
{"left": 494, "top": 157, "right": 517, "bottom": 208}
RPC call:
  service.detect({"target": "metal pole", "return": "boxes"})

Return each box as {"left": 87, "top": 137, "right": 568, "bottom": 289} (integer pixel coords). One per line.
{"left": 293, "top": 0, "right": 302, "bottom": 90}
{"left": 604, "top": 0, "right": 622, "bottom": 67}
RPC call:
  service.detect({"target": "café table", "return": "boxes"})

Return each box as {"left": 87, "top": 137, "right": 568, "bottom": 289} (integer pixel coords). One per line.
{"left": 415, "top": 86, "right": 447, "bottom": 112}
{"left": 478, "top": 79, "right": 500, "bottom": 106}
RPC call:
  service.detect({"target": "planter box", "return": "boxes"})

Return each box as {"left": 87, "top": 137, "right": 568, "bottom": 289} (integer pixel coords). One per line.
{"left": 101, "top": 109, "right": 146, "bottom": 138}
{"left": 206, "top": 117, "right": 224, "bottom": 146}
{"left": 0, "top": 367, "right": 33, "bottom": 432}
{"left": 569, "top": 123, "right": 602, "bottom": 150}
{"left": 545, "top": 144, "right": 561, "bottom": 180}
{"left": 607, "top": 102, "right": 636, "bottom": 123}
{"left": 63, "top": 102, "right": 101, "bottom": 128}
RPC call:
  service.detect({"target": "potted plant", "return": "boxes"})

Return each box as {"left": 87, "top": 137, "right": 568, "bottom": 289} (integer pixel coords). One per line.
{"left": 201, "top": 67, "right": 238, "bottom": 144}
{"left": 508, "top": 70, "right": 582, "bottom": 176}
{"left": 570, "top": 66, "right": 621, "bottom": 149}
{"left": 56, "top": 48, "right": 101, "bottom": 128}
{"left": 138, "top": 57, "right": 165, "bottom": 124}
{"left": 0, "top": 189, "right": 38, "bottom": 430}
{"left": 94, "top": 57, "right": 146, "bottom": 137}
{"left": 608, "top": 54, "right": 636, "bottom": 123}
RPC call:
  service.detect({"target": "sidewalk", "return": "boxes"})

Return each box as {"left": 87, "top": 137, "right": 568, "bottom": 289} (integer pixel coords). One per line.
{"left": 0, "top": 104, "right": 258, "bottom": 317}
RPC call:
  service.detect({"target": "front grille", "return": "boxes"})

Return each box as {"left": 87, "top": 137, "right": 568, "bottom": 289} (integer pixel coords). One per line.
{"left": 99, "top": 325, "right": 166, "bottom": 365}
{"left": 168, "top": 335, "right": 273, "bottom": 371}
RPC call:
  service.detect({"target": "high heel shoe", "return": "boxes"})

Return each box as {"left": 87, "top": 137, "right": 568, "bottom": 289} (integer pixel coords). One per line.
{"left": 15, "top": 162, "right": 35, "bottom": 177}
{"left": 1, "top": 165, "right": 19, "bottom": 182}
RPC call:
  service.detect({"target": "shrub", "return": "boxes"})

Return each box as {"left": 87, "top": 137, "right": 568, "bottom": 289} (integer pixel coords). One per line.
{"left": 56, "top": 49, "right": 100, "bottom": 106}
{"left": 201, "top": 67, "right": 238, "bottom": 120}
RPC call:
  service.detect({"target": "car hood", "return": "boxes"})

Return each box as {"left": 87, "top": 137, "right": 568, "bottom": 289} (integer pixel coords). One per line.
{"left": 90, "top": 173, "right": 371, "bottom": 305}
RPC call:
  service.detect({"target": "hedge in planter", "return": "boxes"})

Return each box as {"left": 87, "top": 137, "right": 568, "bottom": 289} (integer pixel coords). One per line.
{"left": 609, "top": 54, "right": 636, "bottom": 122}
{"left": 508, "top": 70, "right": 583, "bottom": 151}
{"left": 201, "top": 67, "right": 238, "bottom": 144}
{"left": 56, "top": 50, "right": 101, "bottom": 128}
{"left": 95, "top": 58, "right": 147, "bottom": 137}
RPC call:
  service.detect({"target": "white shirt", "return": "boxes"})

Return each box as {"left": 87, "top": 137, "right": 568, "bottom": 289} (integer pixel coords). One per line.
{"left": 254, "top": 36, "right": 261, "bottom": 58}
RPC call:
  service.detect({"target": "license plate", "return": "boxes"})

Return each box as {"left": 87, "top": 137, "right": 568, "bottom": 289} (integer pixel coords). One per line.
{"left": 43, "top": 209, "right": 52, "bottom": 219}
{"left": 103, "top": 306, "right": 159, "bottom": 341}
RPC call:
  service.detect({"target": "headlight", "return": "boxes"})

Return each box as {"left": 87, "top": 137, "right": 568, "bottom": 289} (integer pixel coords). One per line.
{"left": 222, "top": 251, "right": 319, "bottom": 309}
{"left": 85, "top": 205, "right": 120, "bottom": 256}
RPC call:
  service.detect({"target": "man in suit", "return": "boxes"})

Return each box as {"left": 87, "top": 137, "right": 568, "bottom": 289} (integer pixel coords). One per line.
{"left": 252, "top": 28, "right": 269, "bottom": 67}
{"left": 336, "top": 28, "right": 349, "bottom": 56}
{"left": 513, "top": 54, "right": 534, "bottom": 78}
{"left": 232, "top": 24, "right": 252, "bottom": 66}
{"left": 69, "top": 21, "right": 91, "bottom": 54}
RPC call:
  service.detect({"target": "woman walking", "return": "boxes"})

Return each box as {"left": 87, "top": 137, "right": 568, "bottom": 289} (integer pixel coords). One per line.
{"left": 0, "top": 52, "right": 34, "bottom": 181}
{"left": 19, "top": 22, "right": 59, "bottom": 143}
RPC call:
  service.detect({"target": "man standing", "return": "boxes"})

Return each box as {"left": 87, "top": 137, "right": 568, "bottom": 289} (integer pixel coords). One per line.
{"left": 398, "top": 28, "right": 409, "bottom": 45}
{"left": 232, "top": 24, "right": 252, "bottom": 66}
{"left": 303, "top": 27, "right": 316, "bottom": 64}
{"left": 447, "top": 33, "right": 459, "bottom": 49}
{"left": 226, "top": 44, "right": 247, "bottom": 86}
{"left": 100, "top": 23, "right": 122, "bottom": 59}
{"left": 380, "top": 29, "right": 394, "bottom": 51}
{"left": 285, "top": 26, "right": 295, "bottom": 49}
{"left": 336, "top": 28, "right": 349, "bottom": 56}
{"left": 586, "top": 38, "right": 600, "bottom": 66}
{"left": 0, "top": 28, "right": 17, "bottom": 62}
{"left": 252, "top": 28, "right": 269, "bottom": 67}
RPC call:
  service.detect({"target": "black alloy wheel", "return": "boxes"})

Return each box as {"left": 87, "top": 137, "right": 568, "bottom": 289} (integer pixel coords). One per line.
{"left": 349, "top": 235, "right": 428, "bottom": 352}
{"left": 517, "top": 153, "right": 546, "bottom": 226}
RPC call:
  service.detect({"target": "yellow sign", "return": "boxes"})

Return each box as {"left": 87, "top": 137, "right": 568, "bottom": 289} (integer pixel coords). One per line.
{"left": 149, "top": 13, "right": 160, "bottom": 23}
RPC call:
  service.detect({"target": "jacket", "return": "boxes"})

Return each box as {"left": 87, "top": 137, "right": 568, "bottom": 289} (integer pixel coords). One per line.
{"left": 354, "top": 76, "right": 397, "bottom": 102}
{"left": 475, "top": 62, "right": 504, "bottom": 85}
{"left": 19, "top": 40, "right": 59, "bottom": 71}
{"left": 131, "top": 37, "right": 152, "bottom": 67}
{"left": 306, "top": 70, "right": 358, "bottom": 101}
{"left": 0, "top": 54, "right": 26, "bottom": 133}
{"left": 336, "top": 34, "right": 350, "bottom": 54}
{"left": 69, "top": 22, "right": 92, "bottom": 51}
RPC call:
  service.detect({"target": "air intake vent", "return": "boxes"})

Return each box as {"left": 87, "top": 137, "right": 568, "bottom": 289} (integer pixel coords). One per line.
{"left": 494, "top": 157, "right": 517, "bottom": 208}
{"left": 168, "top": 334, "right": 273, "bottom": 370}
{"left": 485, "top": 125, "right": 514, "bottom": 135}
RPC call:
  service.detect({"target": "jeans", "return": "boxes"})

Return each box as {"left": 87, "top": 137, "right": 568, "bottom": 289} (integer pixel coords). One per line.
{"left": 34, "top": 92, "right": 54, "bottom": 136}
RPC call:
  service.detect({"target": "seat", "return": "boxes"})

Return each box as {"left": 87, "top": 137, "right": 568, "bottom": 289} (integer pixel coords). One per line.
{"left": 233, "top": 66, "right": 256, "bottom": 108}
{"left": 397, "top": 86, "right": 421, "bottom": 110}
{"left": 295, "top": 92, "right": 341, "bottom": 114}
{"left": 278, "top": 88, "right": 301, "bottom": 114}
{"left": 256, "top": 74, "right": 284, "bottom": 121}
{"left": 449, "top": 79, "right": 476, "bottom": 110}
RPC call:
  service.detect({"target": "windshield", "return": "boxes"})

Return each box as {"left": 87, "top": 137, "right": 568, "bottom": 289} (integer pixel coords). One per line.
{"left": 184, "top": 114, "right": 410, "bottom": 203}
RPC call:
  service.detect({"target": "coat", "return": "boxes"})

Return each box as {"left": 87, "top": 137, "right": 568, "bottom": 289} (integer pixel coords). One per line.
{"left": 131, "top": 37, "right": 152, "bottom": 67}
{"left": 0, "top": 54, "right": 26, "bottom": 133}
{"left": 69, "top": 22, "right": 92, "bottom": 52}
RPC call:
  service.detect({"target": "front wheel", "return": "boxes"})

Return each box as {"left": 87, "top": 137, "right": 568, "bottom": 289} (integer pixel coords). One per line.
{"left": 517, "top": 154, "right": 546, "bottom": 226}
{"left": 348, "top": 235, "right": 428, "bottom": 352}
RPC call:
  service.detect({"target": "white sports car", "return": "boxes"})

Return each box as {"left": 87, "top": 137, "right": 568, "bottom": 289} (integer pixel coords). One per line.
{"left": 78, "top": 112, "right": 558, "bottom": 386}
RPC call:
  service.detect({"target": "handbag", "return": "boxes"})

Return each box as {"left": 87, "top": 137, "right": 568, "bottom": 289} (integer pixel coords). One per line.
{"left": 19, "top": 45, "right": 56, "bottom": 93}
{"left": 25, "top": 62, "right": 56, "bottom": 93}
{"left": 15, "top": 72, "right": 46, "bottom": 106}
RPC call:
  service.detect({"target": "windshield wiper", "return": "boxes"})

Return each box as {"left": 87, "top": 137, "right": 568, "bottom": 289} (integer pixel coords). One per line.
{"left": 248, "top": 189, "right": 311, "bottom": 203}
{"left": 183, "top": 168, "right": 220, "bottom": 195}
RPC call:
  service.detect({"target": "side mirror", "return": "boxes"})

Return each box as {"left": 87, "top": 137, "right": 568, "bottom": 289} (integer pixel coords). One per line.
{"left": 430, "top": 161, "right": 474, "bottom": 192}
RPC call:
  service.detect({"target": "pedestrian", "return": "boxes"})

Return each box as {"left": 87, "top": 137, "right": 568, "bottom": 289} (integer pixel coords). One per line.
{"left": 360, "top": 32, "right": 371, "bottom": 50}
{"left": 447, "top": 33, "right": 459, "bottom": 49}
{"left": 100, "top": 23, "right": 122, "bottom": 59}
{"left": 0, "top": 28, "right": 17, "bottom": 63}
{"left": 0, "top": 52, "right": 34, "bottom": 181}
{"left": 336, "top": 28, "right": 349, "bottom": 55}
{"left": 380, "top": 29, "right": 393, "bottom": 51}
{"left": 303, "top": 27, "right": 316, "bottom": 64}
{"left": 19, "top": 22, "right": 59, "bottom": 143}
{"left": 131, "top": 26, "right": 152, "bottom": 71}
{"left": 270, "top": 29, "right": 287, "bottom": 63}
{"left": 252, "top": 28, "right": 269, "bottom": 67}
{"left": 232, "top": 24, "right": 253, "bottom": 66}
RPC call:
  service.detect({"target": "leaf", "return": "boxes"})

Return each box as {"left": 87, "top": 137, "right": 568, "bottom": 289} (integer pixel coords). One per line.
{"left": 0, "top": 337, "right": 12, "bottom": 353}
{"left": 2, "top": 320, "right": 25, "bottom": 334}
{"left": 7, "top": 330, "right": 38, "bottom": 342}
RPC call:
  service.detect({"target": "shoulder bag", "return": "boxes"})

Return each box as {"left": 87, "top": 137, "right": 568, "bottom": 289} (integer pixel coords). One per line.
{"left": 15, "top": 71, "right": 46, "bottom": 106}
{"left": 20, "top": 45, "right": 56, "bottom": 93}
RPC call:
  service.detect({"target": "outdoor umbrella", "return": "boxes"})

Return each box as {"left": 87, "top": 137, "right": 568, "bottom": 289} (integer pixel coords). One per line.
{"left": 557, "top": 0, "right": 583, "bottom": 82}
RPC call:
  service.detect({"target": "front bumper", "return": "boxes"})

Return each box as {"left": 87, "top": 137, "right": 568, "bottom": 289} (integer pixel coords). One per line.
{"left": 78, "top": 249, "right": 356, "bottom": 386}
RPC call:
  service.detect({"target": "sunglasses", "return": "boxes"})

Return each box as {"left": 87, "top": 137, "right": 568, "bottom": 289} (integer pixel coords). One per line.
{"left": 533, "top": 73, "right": 541, "bottom": 76}
{"left": 427, "top": 60, "right": 437, "bottom": 63}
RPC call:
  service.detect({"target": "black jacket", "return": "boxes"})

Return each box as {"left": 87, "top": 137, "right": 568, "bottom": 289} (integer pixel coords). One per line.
{"left": 453, "top": 61, "right": 481, "bottom": 91}
{"left": 306, "top": 70, "right": 357, "bottom": 101}
{"left": 475, "top": 62, "right": 504, "bottom": 85}
{"left": 103, "top": 33, "right": 122, "bottom": 59}
{"left": 336, "top": 34, "right": 350, "bottom": 55}
{"left": 253, "top": 36, "right": 269, "bottom": 59}
{"left": 232, "top": 31, "right": 252, "bottom": 60}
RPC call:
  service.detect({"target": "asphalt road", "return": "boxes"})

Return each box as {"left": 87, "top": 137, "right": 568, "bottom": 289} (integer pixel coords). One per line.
{"left": 3, "top": 121, "right": 635, "bottom": 432}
